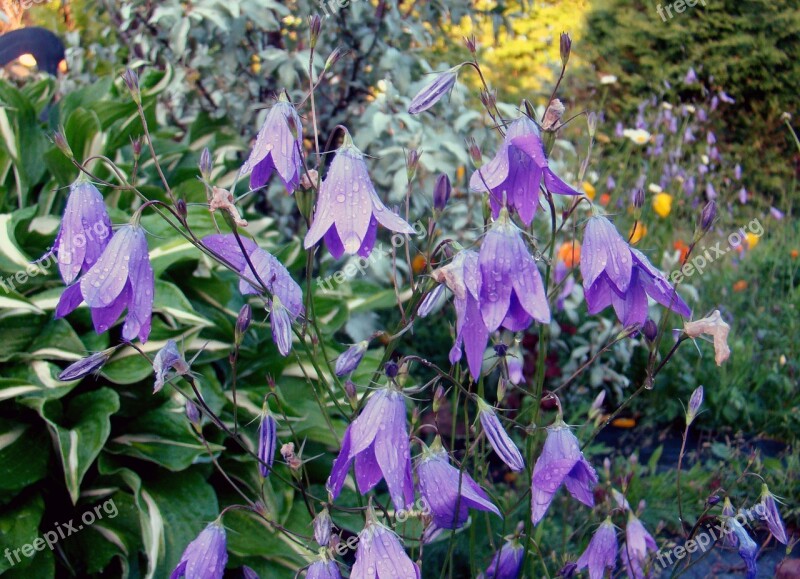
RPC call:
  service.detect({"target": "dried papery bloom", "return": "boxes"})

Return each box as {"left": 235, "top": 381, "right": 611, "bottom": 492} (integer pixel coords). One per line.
{"left": 542, "top": 99, "right": 566, "bottom": 131}
{"left": 683, "top": 310, "right": 730, "bottom": 366}
{"left": 209, "top": 187, "right": 247, "bottom": 228}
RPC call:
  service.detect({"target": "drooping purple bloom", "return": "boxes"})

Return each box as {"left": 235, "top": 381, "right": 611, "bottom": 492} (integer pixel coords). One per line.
{"left": 352, "top": 519, "right": 420, "bottom": 579}
{"left": 760, "top": 484, "right": 788, "bottom": 544}
{"left": 240, "top": 94, "right": 303, "bottom": 193}
{"left": 45, "top": 177, "right": 112, "bottom": 285}
{"left": 470, "top": 116, "right": 580, "bottom": 225}
{"left": 477, "top": 399, "right": 525, "bottom": 472}
{"left": 575, "top": 519, "right": 617, "bottom": 579}
{"left": 57, "top": 347, "right": 117, "bottom": 381}
{"left": 606, "top": 175, "right": 616, "bottom": 191}
{"left": 314, "top": 508, "right": 332, "bottom": 547}
{"left": 153, "top": 339, "right": 191, "bottom": 393}
{"left": 707, "top": 131, "right": 717, "bottom": 145}
{"left": 580, "top": 215, "right": 691, "bottom": 327}
{"left": 304, "top": 130, "right": 414, "bottom": 259}
{"left": 171, "top": 521, "right": 228, "bottom": 579}
{"left": 417, "top": 283, "right": 446, "bottom": 318}
{"left": 684, "top": 67, "right": 698, "bottom": 84}
{"left": 478, "top": 208, "right": 550, "bottom": 331}
{"left": 306, "top": 559, "right": 342, "bottom": 579}
{"left": 621, "top": 513, "right": 658, "bottom": 578}
{"left": 531, "top": 420, "right": 598, "bottom": 525}
{"left": 480, "top": 538, "right": 524, "bottom": 579}
{"left": 433, "top": 173, "right": 452, "bottom": 211}
{"left": 408, "top": 66, "right": 460, "bottom": 115}
{"left": 335, "top": 341, "right": 369, "bottom": 376}
{"left": 719, "top": 91, "right": 736, "bottom": 104}
{"left": 327, "top": 387, "right": 413, "bottom": 511}
{"left": 615, "top": 122, "right": 624, "bottom": 138}
{"left": 770, "top": 206, "right": 785, "bottom": 220}
{"left": 417, "top": 437, "right": 501, "bottom": 533}
{"left": 432, "top": 250, "right": 489, "bottom": 381}
{"left": 258, "top": 409, "right": 278, "bottom": 477}
{"left": 56, "top": 224, "right": 154, "bottom": 343}
{"left": 726, "top": 517, "right": 758, "bottom": 579}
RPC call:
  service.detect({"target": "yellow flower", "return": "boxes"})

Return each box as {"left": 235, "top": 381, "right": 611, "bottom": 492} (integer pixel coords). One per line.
{"left": 581, "top": 181, "right": 596, "bottom": 200}
{"left": 629, "top": 222, "right": 647, "bottom": 244}
{"left": 652, "top": 193, "right": 673, "bottom": 218}
{"left": 745, "top": 232, "right": 759, "bottom": 249}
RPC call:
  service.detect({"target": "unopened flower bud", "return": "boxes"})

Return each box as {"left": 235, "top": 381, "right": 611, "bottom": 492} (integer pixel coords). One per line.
{"left": 558, "top": 561, "right": 577, "bottom": 578}
{"left": 186, "top": 400, "right": 200, "bottom": 425}
{"left": 176, "top": 198, "right": 188, "bottom": 219}
{"left": 700, "top": 200, "right": 717, "bottom": 231}
{"left": 559, "top": 32, "right": 572, "bottom": 67}
{"left": 466, "top": 137, "right": 482, "bottom": 169}
{"left": 464, "top": 35, "right": 477, "bottom": 54}
{"left": 587, "top": 111, "right": 597, "bottom": 138}
{"left": 308, "top": 15, "right": 322, "bottom": 48}
{"left": 432, "top": 385, "right": 445, "bottom": 413}
{"left": 131, "top": 136, "right": 142, "bottom": 159}
{"left": 707, "top": 494, "right": 721, "bottom": 506}
{"left": 199, "top": 147, "right": 213, "bottom": 180}
{"left": 344, "top": 380, "right": 358, "bottom": 409}
{"left": 324, "top": 47, "right": 344, "bottom": 72}
{"left": 235, "top": 304, "right": 252, "bottom": 345}
{"left": 433, "top": 173, "right": 451, "bottom": 212}
{"left": 642, "top": 318, "right": 658, "bottom": 342}
{"left": 335, "top": 341, "right": 368, "bottom": 377}
{"left": 406, "top": 149, "right": 420, "bottom": 182}
{"left": 418, "top": 284, "right": 445, "bottom": 317}
{"left": 633, "top": 188, "right": 645, "bottom": 209}
{"left": 480, "top": 90, "right": 497, "bottom": 113}
{"left": 384, "top": 361, "right": 399, "bottom": 378}
{"left": 496, "top": 377, "right": 507, "bottom": 401}
{"left": 58, "top": 347, "right": 117, "bottom": 381}
{"left": 52, "top": 130, "right": 74, "bottom": 158}
{"left": 314, "top": 508, "right": 332, "bottom": 546}
{"left": 121, "top": 68, "right": 140, "bottom": 103}
{"left": 686, "top": 385, "right": 704, "bottom": 425}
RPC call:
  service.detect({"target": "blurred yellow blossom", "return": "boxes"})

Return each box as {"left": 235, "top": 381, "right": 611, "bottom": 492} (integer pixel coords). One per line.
{"left": 581, "top": 181, "right": 596, "bottom": 200}
{"left": 652, "top": 193, "right": 673, "bottom": 218}
{"left": 629, "top": 222, "right": 647, "bottom": 244}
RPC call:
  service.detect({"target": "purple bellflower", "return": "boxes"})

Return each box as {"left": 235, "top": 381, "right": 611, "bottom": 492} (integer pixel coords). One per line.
{"left": 726, "top": 517, "right": 758, "bottom": 579}
{"left": 57, "top": 347, "right": 117, "bottom": 382}
{"left": 759, "top": 484, "right": 788, "bottom": 544}
{"left": 258, "top": 406, "right": 278, "bottom": 477}
{"left": 470, "top": 116, "right": 580, "bottom": 225}
{"left": 56, "top": 223, "right": 154, "bottom": 343}
{"left": 480, "top": 538, "right": 524, "bottom": 579}
{"left": 580, "top": 215, "right": 691, "bottom": 327}
{"left": 335, "top": 341, "right": 369, "bottom": 376}
{"left": 478, "top": 208, "right": 550, "bottom": 332}
{"left": 417, "top": 436, "right": 501, "bottom": 533}
{"left": 408, "top": 66, "right": 460, "bottom": 115}
{"left": 304, "top": 129, "right": 414, "bottom": 259}
{"left": 240, "top": 93, "right": 303, "bottom": 193}
{"left": 45, "top": 176, "right": 112, "bottom": 285}
{"left": 307, "top": 559, "right": 342, "bottom": 579}
{"left": 326, "top": 387, "right": 413, "bottom": 511}
{"left": 477, "top": 398, "right": 525, "bottom": 472}
{"left": 153, "top": 340, "right": 191, "bottom": 393}
{"left": 576, "top": 519, "right": 618, "bottom": 579}
{"left": 432, "top": 249, "right": 489, "bottom": 381}
{"left": 531, "top": 418, "right": 598, "bottom": 526}
{"left": 171, "top": 520, "right": 228, "bottom": 579}
{"left": 352, "top": 517, "right": 421, "bottom": 579}
{"left": 621, "top": 513, "right": 658, "bottom": 578}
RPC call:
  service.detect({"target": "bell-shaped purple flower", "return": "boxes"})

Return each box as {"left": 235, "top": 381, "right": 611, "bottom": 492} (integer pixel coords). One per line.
{"left": 408, "top": 66, "right": 460, "bottom": 115}
{"left": 479, "top": 208, "right": 550, "bottom": 331}
{"left": 46, "top": 177, "right": 112, "bottom": 285}
{"left": 580, "top": 215, "right": 690, "bottom": 327}
{"left": 417, "top": 436, "right": 501, "bottom": 532}
{"left": 480, "top": 538, "right": 524, "bottom": 579}
{"left": 326, "top": 387, "right": 413, "bottom": 511}
{"left": 352, "top": 518, "right": 420, "bottom": 579}
{"left": 432, "top": 249, "right": 489, "bottom": 381}
{"left": 531, "top": 419, "right": 598, "bottom": 525}
{"left": 240, "top": 94, "right": 303, "bottom": 193}
{"left": 304, "top": 130, "right": 414, "bottom": 259}
{"left": 477, "top": 399, "right": 524, "bottom": 472}
{"left": 258, "top": 408, "right": 278, "bottom": 477}
{"left": 314, "top": 508, "right": 332, "bottom": 547}
{"left": 335, "top": 341, "right": 369, "bottom": 376}
{"left": 725, "top": 517, "right": 758, "bottom": 579}
{"left": 56, "top": 224, "right": 154, "bottom": 343}
{"left": 307, "top": 559, "right": 342, "bottom": 579}
{"left": 576, "top": 519, "right": 618, "bottom": 579}
{"left": 621, "top": 513, "right": 658, "bottom": 578}
{"left": 171, "top": 520, "right": 228, "bottom": 579}
{"left": 470, "top": 116, "right": 580, "bottom": 225}
{"left": 269, "top": 296, "right": 294, "bottom": 356}
{"left": 153, "top": 340, "right": 191, "bottom": 393}
{"left": 759, "top": 484, "right": 788, "bottom": 544}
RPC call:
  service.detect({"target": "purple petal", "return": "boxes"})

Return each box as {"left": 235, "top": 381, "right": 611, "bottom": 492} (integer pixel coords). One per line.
{"left": 326, "top": 425, "right": 353, "bottom": 500}
{"left": 581, "top": 216, "right": 633, "bottom": 293}
{"left": 80, "top": 225, "right": 137, "bottom": 308}
{"left": 55, "top": 283, "right": 84, "bottom": 318}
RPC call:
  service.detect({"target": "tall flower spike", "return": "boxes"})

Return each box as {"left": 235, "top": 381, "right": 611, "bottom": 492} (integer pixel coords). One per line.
{"left": 576, "top": 519, "right": 618, "bottom": 579}
{"left": 326, "top": 387, "right": 413, "bottom": 511}
{"left": 531, "top": 418, "right": 598, "bottom": 525}
{"left": 408, "top": 65, "right": 460, "bottom": 115}
{"left": 417, "top": 436, "right": 501, "bottom": 534}
{"left": 477, "top": 399, "right": 524, "bottom": 472}
{"left": 760, "top": 484, "right": 788, "bottom": 545}
{"left": 351, "top": 517, "right": 421, "bottom": 579}
{"left": 46, "top": 176, "right": 112, "bottom": 285}
{"left": 470, "top": 115, "right": 580, "bottom": 225}
{"left": 240, "top": 93, "right": 304, "bottom": 194}
{"left": 171, "top": 520, "right": 228, "bottom": 579}
{"left": 304, "top": 129, "right": 414, "bottom": 259}
{"left": 621, "top": 512, "right": 658, "bottom": 579}
{"left": 479, "top": 208, "right": 550, "bottom": 332}
{"left": 479, "top": 538, "right": 524, "bottom": 579}
{"left": 56, "top": 223, "right": 154, "bottom": 343}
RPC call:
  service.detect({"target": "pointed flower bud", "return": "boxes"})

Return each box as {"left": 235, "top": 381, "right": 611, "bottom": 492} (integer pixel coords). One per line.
{"left": 633, "top": 188, "right": 645, "bottom": 209}
{"left": 433, "top": 173, "right": 451, "bottom": 211}
{"left": 477, "top": 398, "right": 524, "bottom": 472}
{"left": 131, "top": 136, "right": 142, "bottom": 159}
{"left": 432, "top": 384, "right": 445, "bottom": 413}
{"left": 686, "top": 386, "right": 704, "bottom": 425}
{"left": 760, "top": 484, "right": 788, "bottom": 544}
{"left": 335, "top": 341, "right": 368, "bottom": 376}
{"left": 235, "top": 304, "right": 252, "bottom": 345}
{"left": 57, "top": 347, "right": 118, "bottom": 381}
{"left": 642, "top": 318, "right": 658, "bottom": 342}
{"left": 464, "top": 35, "right": 477, "bottom": 54}
{"left": 52, "top": 129, "right": 74, "bottom": 158}
{"left": 701, "top": 200, "right": 717, "bottom": 231}
{"left": 121, "top": 68, "right": 140, "bottom": 104}
{"left": 408, "top": 65, "right": 461, "bottom": 115}
{"left": 258, "top": 406, "right": 278, "bottom": 477}
{"left": 384, "top": 360, "right": 399, "bottom": 378}
{"left": 587, "top": 111, "right": 598, "bottom": 138}
{"left": 308, "top": 14, "right": 322, "bottom": 48}
{"left": 199, "top": 147, "right": 213, "bottom": 180}
{"left": 560, "top": 32, "right": 572, "bottom": 67}
{"left": 418, "top": 283, "right": 446, "bottom": 318}
{"left": 344, "top": 379, "right": 358, "bottom": 409}
{"left": 314, "top": 507, "right": 332, "bottom": 546}
{"left": 323, "top": 47, "right": 344, "bottom": 73}
{"left": 406, "top": 149, "right": 420, "bottom": 182}
{"left": 466, "top": 137, "right": 483, "bottom": 169}
{"left": 186, "top": 400, "right": 201, "bottom": 425}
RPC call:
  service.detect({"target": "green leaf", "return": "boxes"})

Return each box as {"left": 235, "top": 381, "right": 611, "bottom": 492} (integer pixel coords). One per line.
{"left": 0, "top": 420, "right": 50, "bottom": 498}
{"left": 0, "top": 493, "right": 47, "bottom": 575}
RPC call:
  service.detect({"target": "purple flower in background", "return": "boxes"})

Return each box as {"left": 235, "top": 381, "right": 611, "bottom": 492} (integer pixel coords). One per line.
{"left": 684, "top": 67, "right": 698, "bottom": 84}
{"left": 171, "top": 521, "right": 228, "bottom": 579}
{"left": 770, "top": 207, "right": 785, "bottom": 220}
{"left": 707, "top": 131, "right": 717, "bottom": 145}
{"left": 432, "top": 250, "right": 489, "bottom": 381}
{"left": 327, "top": 387, "right": 413, "bottom": 511}
{"left": 417, "top": 436, "right": 501, "bottom": 532}
{"left": 719, "top": 91, "right": 736, "bottom": 104}
{"left": 726, "top": 517, "right": 758, "bottom": 579}
{"left": 606, "top": 175, "right": 616, "bottom": 191}
{"left": 621, "top": 513, "right": 658, "bottom": 578}
{"left": 734, "top": 164, "right": 742, "bottom": 180}
{"left": 408, "top": 66, "right": 460, "bottom": 115}
{"left": 153, "top": 340, "right": 191, "bottom": 393}
{"left": 760, "top": 484, "right": 788, "bottom": 544}
{"left": 352, "top": 518, "right": 420, "bottom": 579}
{"left": 531, "top": 419, "right": 598, "bottom": 525}
{"left": 739, "top": 187, "right": 748, "bottom": 204}
{"left": 241, "top": 94, "right": 303, "bottom": 193}
{"left": 477, "top": 399, "right": 525, "bottom": 471}
{"left": 683, "top": 176, "right": 696, "bottom": 196}
{"left": 56, "top": 224, "right": 154, "bottom": 343}
{"left": 45, "top": 177, "right": 112, "bottom": 285}
{"left": 615, "top": 122, "right": 624, "bottom": 138}
{"left": 469, "top": 116, "right": 580, "bottom": 225}
{"left": 668, "top": 116, "right": 678, "bottom": 134}
{"left": 307, "top": 559, "right": 342, "bottom": 579}
{"left": 705, "top": 181, "right": 717, "bottom": 200}
{"left": 258, "top": 408, "right": 278, "bottom": 477}
{"left": 480, "top": 538, "right": 524, "bottom": 579}
{"left": 697, "top": 107, "right": 708, "bottom": 122}
{"left": 580, "top": 216, "right": 691, "bottom": 327}
{"left": 478, "top": 209, "right": 550, "bottom": 331}
{"left": 304, "top": 130, "right": 414, "bottom": 259}
{"left": 575, "top": 519, "right": 617, "bottom": 579}
{"left": 335, "top": 341, "right": 369, "bottom": 376}
{"left": 683, "top": 127, "right": 695, "bottom": 143}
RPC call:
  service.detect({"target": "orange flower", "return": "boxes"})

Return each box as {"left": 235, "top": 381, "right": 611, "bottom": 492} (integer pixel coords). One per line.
{"left": 599, "top": 193, "right": 611, "bottom": 206}
{"left": 557, "top": 241, "right": 581, "bottom": 268}
{"left": 791, "top": 249, "right": 799, "bottom": 259}
{"left": 412, "top": 254, "right": 427, "bottom": 274}
{"left": 628, "top": 222, "right": 647, "bottom": 244}
{"left": 673, "top": 240, "right": 690, "bottom": 263}
{"left": 733, "top": 280, "right": 748, "bottom": 292}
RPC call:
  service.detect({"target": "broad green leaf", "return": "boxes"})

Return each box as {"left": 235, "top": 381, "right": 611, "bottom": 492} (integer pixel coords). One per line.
{"left": 0, "top": 420, "right": 49, "bottom": 498}
{"left": 0, "top": 493, "right": 47, "bottom": 575}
